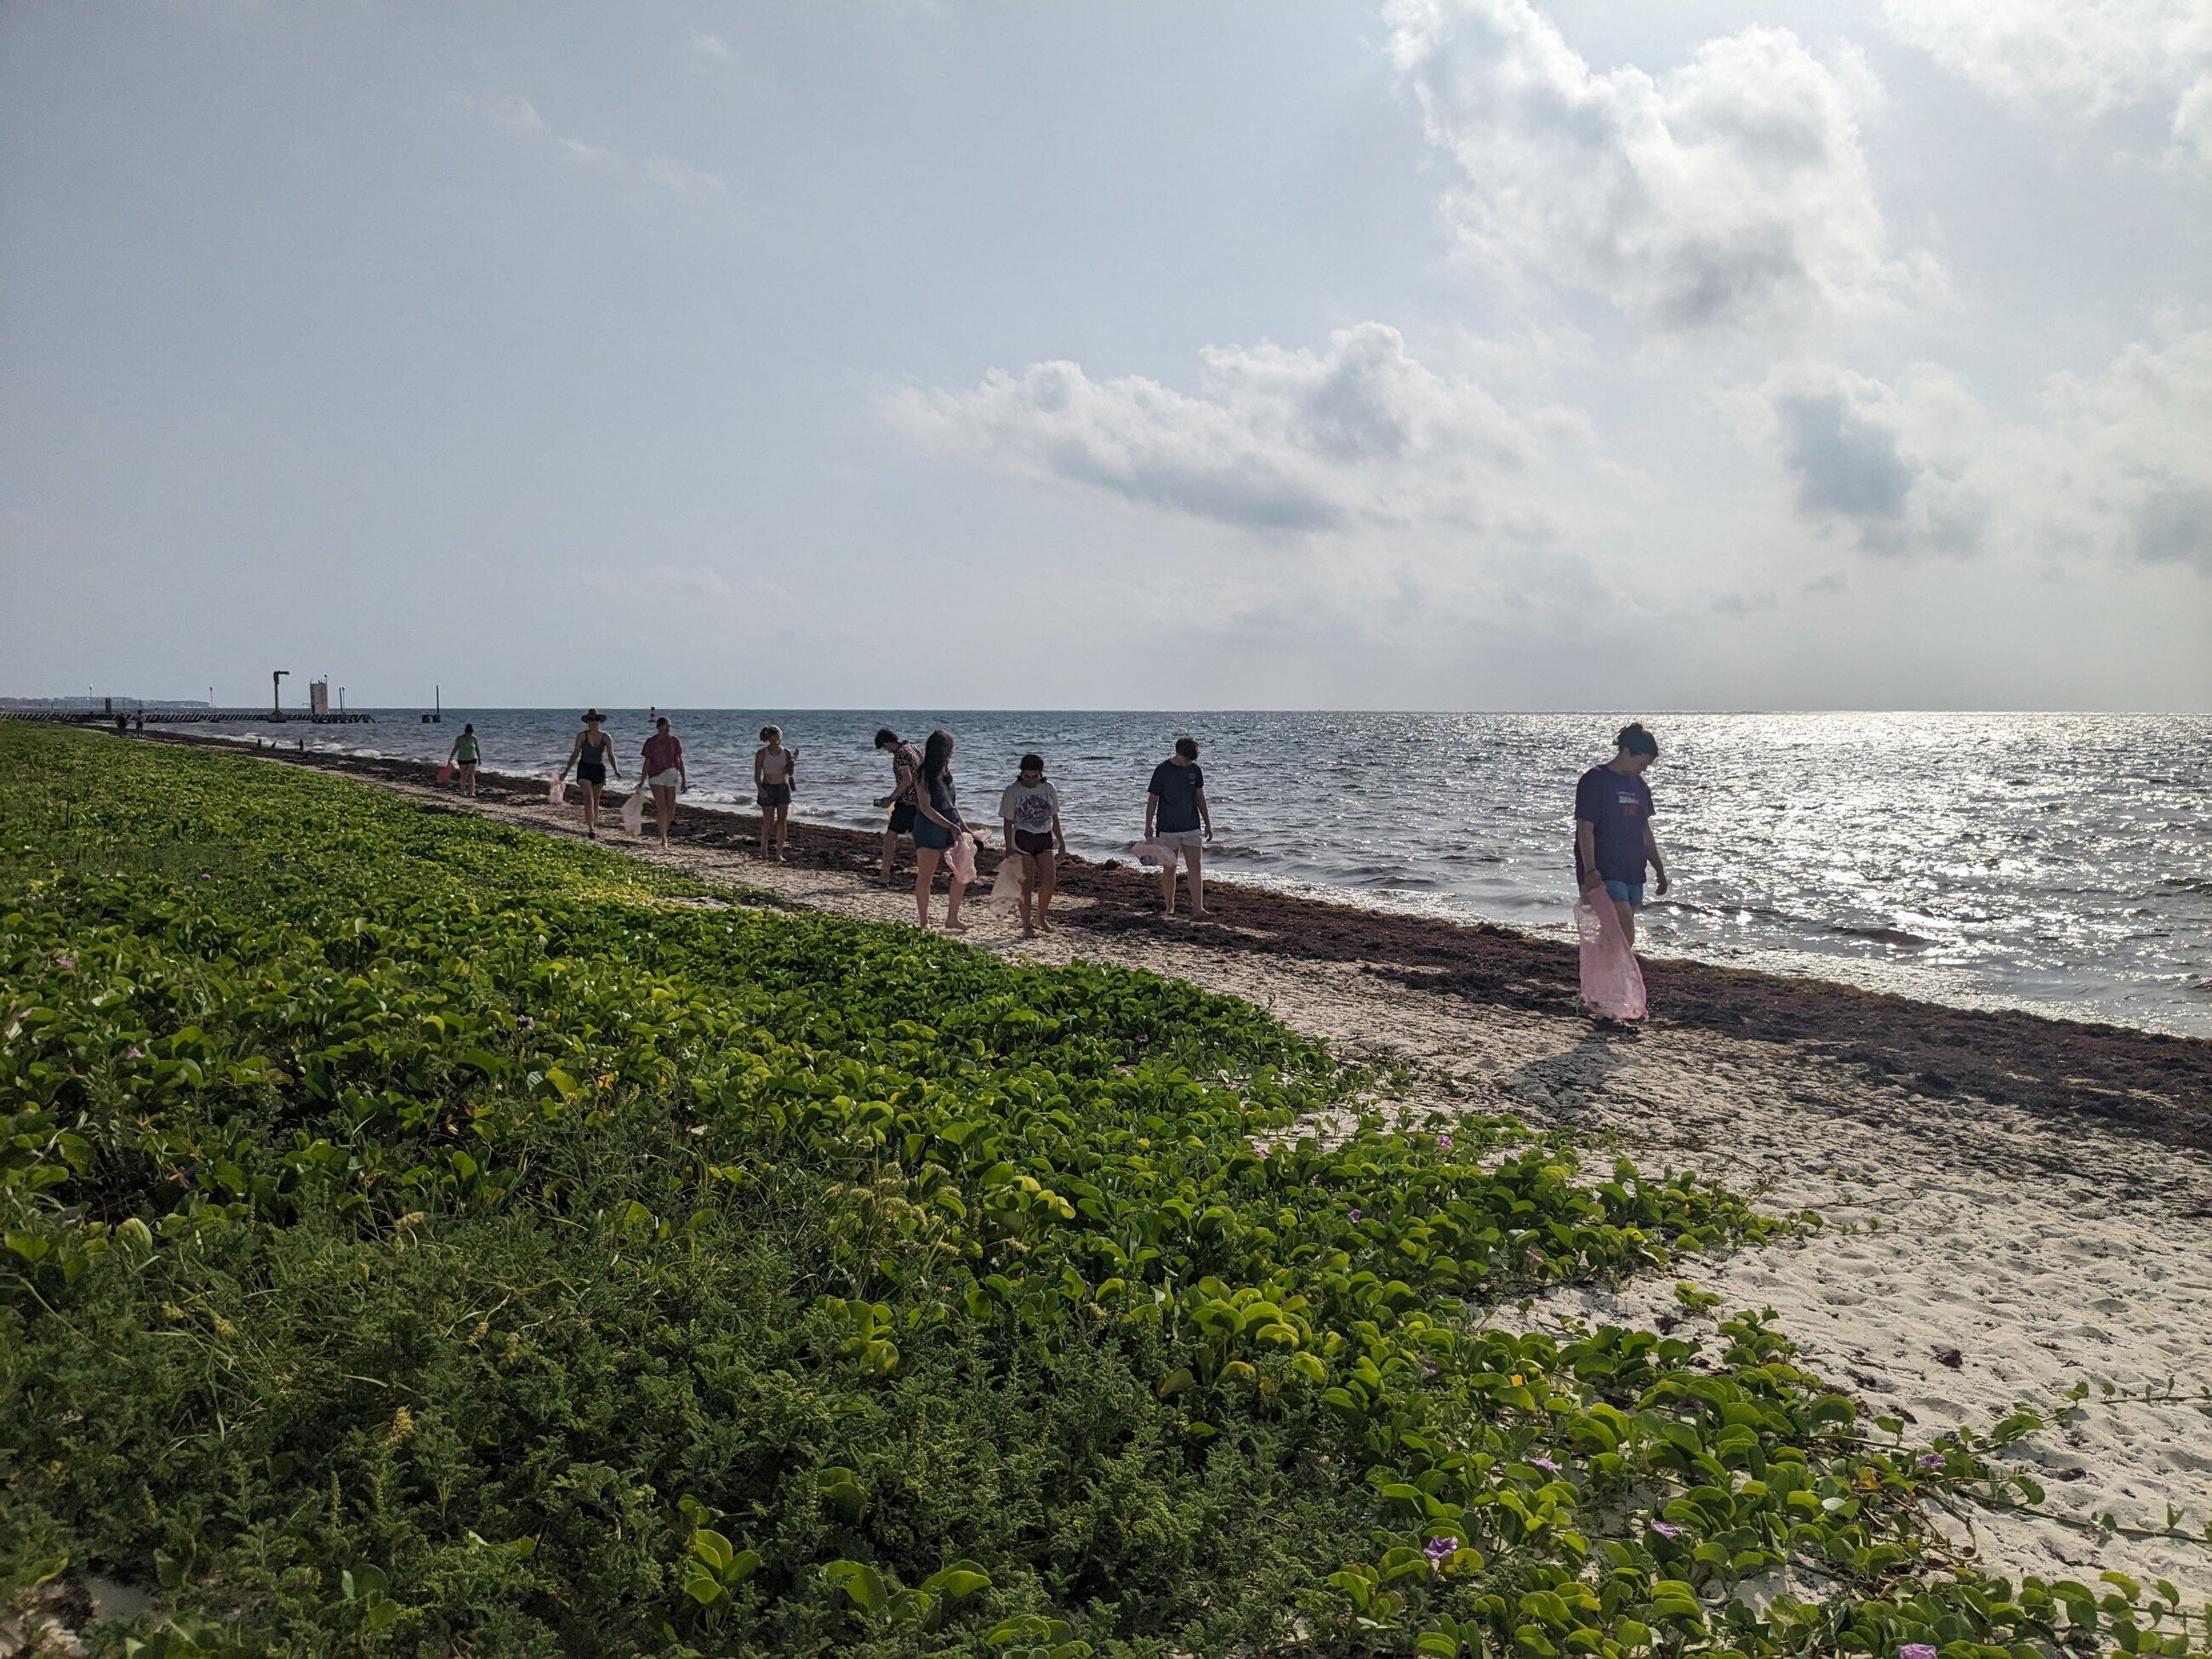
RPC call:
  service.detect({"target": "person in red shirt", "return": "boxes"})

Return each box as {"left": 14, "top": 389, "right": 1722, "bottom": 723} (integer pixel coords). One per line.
{"left": 640, "top": 716, "right": 687, "bottom": 848}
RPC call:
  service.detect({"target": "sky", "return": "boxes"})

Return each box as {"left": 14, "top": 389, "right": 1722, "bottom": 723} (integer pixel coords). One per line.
{"left": 3, "top": 0, "right": 2208, "bottom": 711}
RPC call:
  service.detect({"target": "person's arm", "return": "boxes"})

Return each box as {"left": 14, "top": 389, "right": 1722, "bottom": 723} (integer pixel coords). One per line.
{"left": 1645, "top": 823, "right": 1668, "bottom": 896}
{"left": 1052, "top": 808, "right": 1066, "bottom": 856}
{"left": 1145, "top": 791, "right": 1159, "bottom": 840}
{"left": 446, "top": 739, "right": 459, "bottom": 764}
{"left": 1575, "top": 819, "right": 1600, "bottom": 890}
{"left": 788, "top": 748, "right": 797, "bottom": 790}
{"left": 677, "top": 741, "right": 687, "bottom": 791}
{"left": 1002, "top": 816, "right": 1017, "bottom": 853}
{"left": 1196, "top": 787, "right": 1212, "bottom": 841}
{"left": 754, "top": 749, "right": 765, "bottom": 788}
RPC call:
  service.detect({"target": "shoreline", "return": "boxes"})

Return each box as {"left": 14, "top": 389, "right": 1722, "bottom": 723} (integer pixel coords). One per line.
{"left": 158, "top": 727, "right": 2211, "bottom": 1152}
{"left": 108, "top": 727, "right": 2212, "bottom": 1601}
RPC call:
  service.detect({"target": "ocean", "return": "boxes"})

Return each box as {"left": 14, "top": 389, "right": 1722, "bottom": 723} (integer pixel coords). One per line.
{"left": 210, "top": 709, "right": 2212, "bottom": 1039}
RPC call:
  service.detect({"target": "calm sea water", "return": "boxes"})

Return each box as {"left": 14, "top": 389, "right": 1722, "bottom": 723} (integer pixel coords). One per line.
{"left": 214, "top": 710, "right": 2212, "bottom": 1038}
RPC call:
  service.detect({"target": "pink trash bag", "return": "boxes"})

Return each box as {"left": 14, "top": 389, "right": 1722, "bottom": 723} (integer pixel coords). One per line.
{"left": 622, "top": 787, "right": 648, "bottom": 838}
{"left": 946, "top": 830, "right": 978, "bottom": 885}
{"left": 1127, "top": 838, "right": 1176, "bottom": 868}
{"left": 436, "top": 763, "right": 456, "bottom": 784}
{"left": 1576, "top": 880, "right": 1647, "bottom": 1021}
{"left": 548, "top": 775, "right": 567, "bottom": 807}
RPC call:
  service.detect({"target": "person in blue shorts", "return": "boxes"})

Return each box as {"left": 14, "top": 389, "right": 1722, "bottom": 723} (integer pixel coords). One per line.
{"left": 1574, "top": 722, "right": 1671, "bottom": 948}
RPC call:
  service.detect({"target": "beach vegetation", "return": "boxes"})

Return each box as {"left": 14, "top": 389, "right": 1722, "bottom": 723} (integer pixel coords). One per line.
{"left": 1, "top": 727, "right": 2203, "bottom": 1656}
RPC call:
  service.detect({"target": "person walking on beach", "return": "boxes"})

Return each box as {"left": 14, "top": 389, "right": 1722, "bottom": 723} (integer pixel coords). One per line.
{"left": 445, "top": 722, "right": 481, "bottom": 797}
{"left": 1146, "top": 737, "right": 1214, "bottom": 919}
{"left": 754, "top": 725, "right": 798, "bottom": 860}
{"left": 641, "top": 715, "right": 687, "bottom": 849}
{"left": 1000, "top": 752, "right": 1066, "bottom": 938}
{"left": 559, "top": 710, "right": 620, "bottom": 837}
{"left": 1575, "top": 722, "right": 1670, "bottom": 949}
{"left": 874, "top": 727, "right": 922, "bottom": 887}
{"left": 912, "top": 728, "right": 972, "bottom": 932}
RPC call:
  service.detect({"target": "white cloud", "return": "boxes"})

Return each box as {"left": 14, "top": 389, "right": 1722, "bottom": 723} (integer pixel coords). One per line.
{"left": 1876, "top": 0, "right": 2212, "bottom": 163}
{"left": 1750, "top": 331, "right": 2212, "bottom": 573}
{"left": 686, "top": 31, "right": 733, "bottom": 62}
{"left": 1385, "top": 0, "right": 1936, "bottom": 331}
{"left": 1751, "top": 362, "right": 1989, "bottom": 556}
{"left": 889, "top": 322, "right": 1557, "bottom": 533}
{"left": 644, "top": 157, "right": 724, "bottom": 195}
{"left": 487, "top": 93, "right": 615, "bottom": 168}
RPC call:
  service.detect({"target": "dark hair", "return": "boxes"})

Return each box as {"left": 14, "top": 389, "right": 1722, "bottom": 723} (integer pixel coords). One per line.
{"left": 462, "top": 722, "right": 474, "bottom": 733}
{"left": 920, "top": 728, "right": 953, "bottom": 784}
{"left": 760, "top": 724, "right": 781, "bottom": 743}
{"left": 1174, "top": 736, "right": 1200, "bottom": 760}
{"left": 1018, "top": 752, "right": 1044, "bottom": 773}
{"left": 1616, "top": 722, "right": 1658, "bottom": 757}
{"left": 874, "top": 727, "right": 898, "bottom": 749}
{"left": 656, "top": 717, "right": 671, "bottom": 731}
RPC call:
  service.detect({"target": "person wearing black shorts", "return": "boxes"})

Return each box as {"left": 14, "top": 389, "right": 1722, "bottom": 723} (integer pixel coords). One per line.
{"left": 999, "top": 752, "right": 1065, "bottom": 938}
{"left": 559, "top": 710, "right": 620, "bottom": 837}
{"left": 874, "top": 727, "right": 922, "bottom": 887}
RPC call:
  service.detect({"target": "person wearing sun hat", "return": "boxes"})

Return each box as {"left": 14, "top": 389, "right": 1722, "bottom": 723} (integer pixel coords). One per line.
{"left": 558, "top": 710, "right": 621, "bottom": 837}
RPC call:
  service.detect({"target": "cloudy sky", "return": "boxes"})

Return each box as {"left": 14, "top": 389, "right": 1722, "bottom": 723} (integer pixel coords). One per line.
{"left": 3, "top": 0, "right": 2208, "bottom": 710}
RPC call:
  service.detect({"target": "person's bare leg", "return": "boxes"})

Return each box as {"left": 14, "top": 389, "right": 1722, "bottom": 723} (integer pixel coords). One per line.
{"left": 1018, "top": 853, "right": 1037, "bottom": 938}
{"left": 583, "top": 784, "right": 600, "bottom": 835}
{"left": 1159, "top": 855, "right": 1177, "bottom": 915}
{"left": 655, "top": 787, "right": 674, "bottom": 848}
{"left": 775, "top": 807, "right": 790, "bottom": 860}
{"left": 1036, "top": 852, "right": 1057, "bottom": 931}
{"left": 1187, "top": 845, "right": 1208, "bottom": 919}
{"left": 1614, "top": 901, "right": 1636, "bottom": 949}
{"left": 881, "top": 829, "right": 898, "bottom": 886}
{"left": 944, "top": 873, "right": 968, "bottom": 932}
{"left": 915, "top": 848, "right": 940, "bottom": 927}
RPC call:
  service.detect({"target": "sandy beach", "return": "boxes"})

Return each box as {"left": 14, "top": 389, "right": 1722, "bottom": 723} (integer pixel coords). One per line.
{"left": 163, "top": 736, "right": 2212, "bottom": 1604}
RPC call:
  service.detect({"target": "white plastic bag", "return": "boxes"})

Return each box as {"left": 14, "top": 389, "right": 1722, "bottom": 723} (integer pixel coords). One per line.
{"left": 989, "top": 852, "right": 1027, "bottom": 918}
{"left": 946, "top": 830, "right": 978, "bottom": 885}
{"left": 548, "top": 775, "right": 567, "bottom": 807}
{"left": 622, "top": 787, "right": 648, "bottom": 838}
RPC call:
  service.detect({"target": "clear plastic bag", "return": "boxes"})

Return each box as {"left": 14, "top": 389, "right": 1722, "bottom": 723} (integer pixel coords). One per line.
{"left": 548, "top": 776, "right": 567, "bottom": 807}
{"left": 1576, "top": 881, "right": 1648, "bottom": 1020}
{"left": 622, "top": 788, "right": 648, "bottom": 838}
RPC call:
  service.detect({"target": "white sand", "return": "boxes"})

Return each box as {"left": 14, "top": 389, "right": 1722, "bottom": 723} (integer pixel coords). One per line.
{"left": 356, "top": 779, "right": 2212, "bottom": 1602}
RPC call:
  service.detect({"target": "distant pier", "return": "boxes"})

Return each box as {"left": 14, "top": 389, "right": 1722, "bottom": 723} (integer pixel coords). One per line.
{"left": 0, "top": 708, "right": 377, "bottom": 726}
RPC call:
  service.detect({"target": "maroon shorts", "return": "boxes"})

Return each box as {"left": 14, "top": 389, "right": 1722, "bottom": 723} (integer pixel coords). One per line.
{"left": 1013, "top": 830, "right": 1056, "bottom": 857}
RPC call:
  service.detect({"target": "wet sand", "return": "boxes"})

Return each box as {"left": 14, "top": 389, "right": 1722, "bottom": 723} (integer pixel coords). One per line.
{"left": 144, "top": 734, "right": 2212, "bottom": 1599}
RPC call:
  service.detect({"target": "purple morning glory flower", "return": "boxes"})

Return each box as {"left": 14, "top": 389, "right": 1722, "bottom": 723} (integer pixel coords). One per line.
{"left": 1899, "top": 1645, "right": 1938, "bottom": 1659}
{"left": 1348, "top": 1209, "right": 1364, "bottom": 1223}
{"left": 1650, "top": 1521, "right": 1682, "bottom": 1540}
{"left": 1136, "top": 1034, "right": 1148, "bottom": 1045}
{"left": 126, "top": 1046, "right": 143, "bottom": 1059}
{"left": 1424, "top": 1536, "right": 1457, "bottom": 1564}
{"left": 1438, "top": 1133, "right": 1453, "bottom": 1149}
{"left": 1918, "top": 1453, "right": 1943, "bottom": 1469}
{"left": 516, "top": 1014, "right": 535, "bottom": 1031}
{"left": 56, "top": 955, "right": 75, "bottom": 969}
{"left": 1531, "top": 1456, "right": 1560, "bottom": 1473}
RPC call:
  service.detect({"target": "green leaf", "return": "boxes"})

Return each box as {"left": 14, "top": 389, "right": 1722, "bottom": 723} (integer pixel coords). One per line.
{"left": 824, "top": 1559, "right": 890, "bottom": 1616}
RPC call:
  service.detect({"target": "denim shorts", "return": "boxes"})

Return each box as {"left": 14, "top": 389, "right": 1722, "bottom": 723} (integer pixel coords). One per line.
{"left": 1603, "top": 879, "right": 1645, "bottom": 909}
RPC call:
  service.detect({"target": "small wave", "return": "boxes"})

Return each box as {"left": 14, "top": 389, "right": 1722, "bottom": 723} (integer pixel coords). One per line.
{"left": 1829, "top": 924, "right": 1934, "bottom": 949}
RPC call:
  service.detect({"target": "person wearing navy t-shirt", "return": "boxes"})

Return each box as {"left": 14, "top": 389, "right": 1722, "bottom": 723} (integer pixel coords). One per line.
{"left": 1574, "top": 722, "right": 1670, "bottom": 947}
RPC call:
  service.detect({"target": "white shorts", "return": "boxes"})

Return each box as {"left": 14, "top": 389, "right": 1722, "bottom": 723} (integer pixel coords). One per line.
{"left": 647, "top": 769, "right": 681, "bottom": 790}
{"left": 1154, "top": 828, "right": 1203, "bottom": 850}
